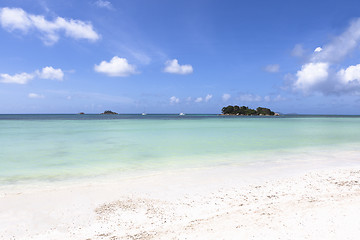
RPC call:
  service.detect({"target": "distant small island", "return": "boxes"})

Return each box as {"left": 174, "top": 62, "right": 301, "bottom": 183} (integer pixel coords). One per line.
{"left": 221, "top": 105, "right": 279, "bottom": 116}
{"left": 101, "top": 110, "right": 118, "bottom": 114}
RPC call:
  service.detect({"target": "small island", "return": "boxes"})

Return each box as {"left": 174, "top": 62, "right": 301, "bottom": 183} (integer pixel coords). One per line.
{"left": 101, "top": 110, "right": 118, "bottom": 115}
{"left": 221, "top": 105, "right": 279, "bottom": 116}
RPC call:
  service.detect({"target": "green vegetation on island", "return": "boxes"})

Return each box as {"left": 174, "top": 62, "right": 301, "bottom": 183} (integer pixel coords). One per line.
{"left": 101, "top": 110, "right": 118, "bottom": 114}
{"left": 221, "top": 105, "right": 278, "bottom": 116}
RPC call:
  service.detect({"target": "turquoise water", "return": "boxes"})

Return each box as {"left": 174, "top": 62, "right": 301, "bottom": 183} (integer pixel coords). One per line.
{"left": 1, "top": 114, "right": 360, "bottom": 184}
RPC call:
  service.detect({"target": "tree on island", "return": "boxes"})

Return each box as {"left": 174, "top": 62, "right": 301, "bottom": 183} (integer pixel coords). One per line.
{"left": 101, "top": 110, "right": 118, "bottom": 114}
{"left": 256, "top": 107, "right": 275, "bottom": 116}
{"left": 222, "top": 105, "right": 234, "bottom": 114}
{"left": 221, "top": 105, "right": 275, "bottom": 116}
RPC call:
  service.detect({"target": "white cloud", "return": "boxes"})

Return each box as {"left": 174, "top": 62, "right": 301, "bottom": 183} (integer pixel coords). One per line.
{"left": 205, "top": 94, "right": 212, "bottom": 102}
{"left": 294, "top": 62, "right": 329, "bottom": 92}
{"left": 169, "top": 96, "right": 180, "bottom": 104}
{"left": 222, "top": 93, "right": 231, "bottom": 102}
{"left": 0, "top": 66, "right": 64, "bottom": 84}
{"left": 193, "top": 94, "right": 212, "bottom": 103}
{"left": 195, "top": 97, "right": 203, "bottom": 103}
{"left": 28, "top": 93, "right": 44, "bottom": 99}
{"left": 289, "top": 18, "right": 360, "bottom": 95}
{"left": 238, "top": 94, "right": 262, "bottom": 102}
{"left": 273, "top": 95, "right": 286, "bottom": 102}
{"left": 94, "top": 0, "right": 114, "bottom": 10}
{"left": 0, "top": 72, "right": 34, "bottom": 84}
{"left": 0, "top": 7, "right": 31, "bottom": 31}
{"left": 314, "top": 47, "right": 322, "bottom": 53}
{"left": 292, "top": 62, "right": 360, "bottom": 94}
{"left": 265, "top": 64, "right": 280, "bottom": 73}
{"left": 337, "top": 64, "right": 360, "bottom": 84}
{"left": 241, "top": 94, "right": 286, "bottom": 102}
{"left": 37, "top": 66, "right": 64, "bottom": 80}
{"left": 0, "top": 7, "right": 100, "bottom": 45}
{"left": 291, "top": 44, "right": 304, "bottom": 57}
{"left": 186, "top": 97, "right": 192, "bottom": 102}
{"left": 312, "top": 19, "right": 360, "bottom": 63}
{"left": 94, "top": 56, "right": 137, "bottom": 77}
{"left": 164, "top": 59, "right": 193, "bottom": 75}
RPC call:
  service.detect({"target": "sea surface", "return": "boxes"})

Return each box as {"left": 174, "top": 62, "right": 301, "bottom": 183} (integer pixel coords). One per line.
{"left": 1, "top": 114, "right": 360, "bottom": 185}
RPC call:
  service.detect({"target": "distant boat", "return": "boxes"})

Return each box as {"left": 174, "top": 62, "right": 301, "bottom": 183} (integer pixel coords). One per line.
{"left": 142, "top": 113, "right": 147, "bottom": 116}
{"left": 179, "top": 113, "right": 185, "bottom": 116}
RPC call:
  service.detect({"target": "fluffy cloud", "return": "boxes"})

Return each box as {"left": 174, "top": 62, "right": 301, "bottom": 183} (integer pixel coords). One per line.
{"left": 0, "top": 7, "right": 100, "bottom": 45}
{"left": 312, "top": 19, "right": 360, "bottom": 64}
{"left": 265, "top": 64, "right": 280, "bottom": 73}
{"left": 0, "top": 72, "right": 34, "bottom": 84}
{"left": 292, "top": 62, "right": 360, "bottom": 94}
{"left": 205, "top": 94, "right": 212, "bottom": 102}
{"left": 274, "top": 95, "right": 286, "bottom": 101}
{"left": 294, "top": 62, "right": 329, "bottom": 92}
{"left": 264, "top": 95, "right": 286, "bottom": 102}
{"left": 192, "top": 94, "right": 212, "bottom": 103}
{"left": 195, "top": 97, "right": 203, "bottom": 103}
{"left": 169, "top": 96, "right": 180, "bottom": 104}
{"left": 314, "top": 47, "right": 322, "bottom": 53}
{"left": 94, "top": 0, "right": 114, "bottom": 10}
{"left": 94, "top": 56, "right": 137, "bottom": 77}
{"left": 28, "top": 93, "right": 44, "bottom": 99}
{"left": 263, "top": 95, "right": 287, "bottom": 102}
{"left": 238, "top": 94, "right": 287, "bottom": 103}
{"left": 0, "top": 66, "right": 64, "bottom": 84}
{"left": 194, "top": 94, "right": 212, "bottom": 103}
{"left": 337, "top": 64, "right": 360, "bottom": 84}
{"left": 164, "top": 59, "right": 193, "bottom": 75}
{"left": 37, "top": 66, "right": 64, "bottom": 80}
{"left": 238, "top": 94, "right": 262, "bottom": 102}
{"left": 290, "top": 18, "right": 360, "bottom": 95}
{"left": 0, "top": 7, "right": 31, "bottom": 31}
{"left": 222, "top": 93, "right": 231, "bottom": 102}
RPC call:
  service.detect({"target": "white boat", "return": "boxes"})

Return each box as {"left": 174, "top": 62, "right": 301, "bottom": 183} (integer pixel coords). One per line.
{"left": 179, "top": 113, "right": 185, "bottom": 116}
{"left": 142, "top": 113, "right": 147, "bottom": 116}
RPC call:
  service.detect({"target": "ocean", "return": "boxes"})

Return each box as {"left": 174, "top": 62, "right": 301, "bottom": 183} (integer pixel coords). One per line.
{"left": 1, "top": 114, "right": 360, "bottom": 185}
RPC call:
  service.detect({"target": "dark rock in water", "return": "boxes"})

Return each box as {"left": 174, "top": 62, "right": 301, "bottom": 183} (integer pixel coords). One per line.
{"left": 101, "top": 110, "right": 118, "bottom": 114}
{"left": 79, "top": 112, "right": 85, "bottom": 115}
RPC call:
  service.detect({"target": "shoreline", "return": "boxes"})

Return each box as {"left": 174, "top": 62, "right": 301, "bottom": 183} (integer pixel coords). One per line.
{"left": 1, "top": 159, "right": 360, "bottom": 239}
{"left": 2, "top": 142, "right": 360, "bottom": 190}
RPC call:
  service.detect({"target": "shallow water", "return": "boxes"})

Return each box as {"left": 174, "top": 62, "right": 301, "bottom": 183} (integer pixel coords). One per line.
{"left": 1, "top": 114, "right": 360, "bottom": 184}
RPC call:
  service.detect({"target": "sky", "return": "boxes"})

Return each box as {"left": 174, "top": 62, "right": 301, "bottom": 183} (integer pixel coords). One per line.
{"left": 2, "top": 0, "right": 360, "bottom": 114}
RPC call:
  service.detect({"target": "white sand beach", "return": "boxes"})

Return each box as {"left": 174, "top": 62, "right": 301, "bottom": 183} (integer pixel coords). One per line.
{"left": 2, "top": 0, "right": 360, "bottom": 238}
{"left": 1, "top": 161, "right": 360, "bottom": 240}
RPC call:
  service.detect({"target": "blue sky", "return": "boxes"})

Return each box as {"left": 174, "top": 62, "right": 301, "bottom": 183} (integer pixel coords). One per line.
{"left": 1, "top": 0, "right": 360, "bottom": 114}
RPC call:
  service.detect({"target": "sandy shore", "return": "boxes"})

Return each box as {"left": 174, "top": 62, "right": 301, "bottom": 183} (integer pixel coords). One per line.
{"left": 1, "top": 163, "right": 360, "bottom": 240}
